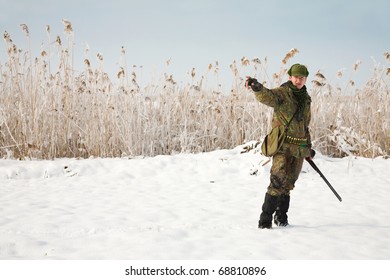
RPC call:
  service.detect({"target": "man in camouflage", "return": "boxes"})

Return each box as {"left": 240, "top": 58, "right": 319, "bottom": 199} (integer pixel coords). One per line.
{"left": 245, "top": 64, "right": 313, "bottom": 229}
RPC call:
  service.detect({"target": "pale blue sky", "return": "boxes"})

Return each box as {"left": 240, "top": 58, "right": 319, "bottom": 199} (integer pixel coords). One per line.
{"left": 1, "top": 0, "right": 389, "bottom": 88}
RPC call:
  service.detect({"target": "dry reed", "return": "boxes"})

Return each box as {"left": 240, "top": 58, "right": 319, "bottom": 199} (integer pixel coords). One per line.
{"left": 0, "top": 23, "right": 389, "bottom": 159}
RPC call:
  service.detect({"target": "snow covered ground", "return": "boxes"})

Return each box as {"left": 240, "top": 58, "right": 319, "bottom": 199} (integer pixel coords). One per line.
{"left": 0, "top": 142, "right": 389, "bottom": 260}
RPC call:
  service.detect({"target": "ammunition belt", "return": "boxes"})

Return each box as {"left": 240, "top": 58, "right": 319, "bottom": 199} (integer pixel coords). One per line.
{"left": 285, "top": 135, "right": 308, "bottom": 146}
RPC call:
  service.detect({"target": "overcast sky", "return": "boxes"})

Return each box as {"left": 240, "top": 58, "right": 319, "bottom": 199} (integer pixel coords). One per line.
{"left": 1, "top": 0, "right": 389, "bottom": 88}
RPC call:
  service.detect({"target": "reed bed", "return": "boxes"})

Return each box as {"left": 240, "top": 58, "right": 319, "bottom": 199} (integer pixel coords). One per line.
{"left": 1, "top": 23, "right": 389, "bottom": 159}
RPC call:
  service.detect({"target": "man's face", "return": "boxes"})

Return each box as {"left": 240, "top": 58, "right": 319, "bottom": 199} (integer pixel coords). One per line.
{"left": 289, "top": 76, "right": 307, "bottom": 89}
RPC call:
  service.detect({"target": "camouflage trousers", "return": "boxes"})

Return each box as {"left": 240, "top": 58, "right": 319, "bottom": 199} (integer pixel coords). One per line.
{"left": 266, "top": 151, "right": 304, "bottom": 196}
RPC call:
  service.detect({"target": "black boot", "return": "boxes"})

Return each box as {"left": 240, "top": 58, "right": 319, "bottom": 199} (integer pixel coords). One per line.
{"left": 258, "top": 193, "right": 278, "bottom": 229}
{"left": 274, "top": 194, "right": 290, "bottom": 226}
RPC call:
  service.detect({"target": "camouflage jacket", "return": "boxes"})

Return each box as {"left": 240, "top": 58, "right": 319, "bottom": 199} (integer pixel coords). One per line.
{"left": 254, "top": 81, "right": 312, "bottom": 158}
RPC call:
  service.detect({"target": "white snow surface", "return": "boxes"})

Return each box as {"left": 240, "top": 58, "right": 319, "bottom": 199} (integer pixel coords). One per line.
{"left": 0, "top": 142, "right": 389, "bottom": 260}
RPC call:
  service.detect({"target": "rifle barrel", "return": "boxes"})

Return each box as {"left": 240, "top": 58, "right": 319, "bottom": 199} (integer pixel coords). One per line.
{"left": 306, "top": 158, "right": 342, "bottom": 202}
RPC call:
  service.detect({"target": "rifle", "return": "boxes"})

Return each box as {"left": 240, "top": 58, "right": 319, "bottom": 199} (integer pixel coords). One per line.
{"left": 305, "top": 158, "right": 342, "bottom": 202}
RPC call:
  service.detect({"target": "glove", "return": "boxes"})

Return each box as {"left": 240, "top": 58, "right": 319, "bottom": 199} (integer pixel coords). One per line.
{"left": 305, "top": 149, "right": 316, "bottom": 161}
{"left": 245, "top": 77, "right": 263, "bottom": 92}
{"left": 310, "top": 149, "right": 316, "bottom": 158}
